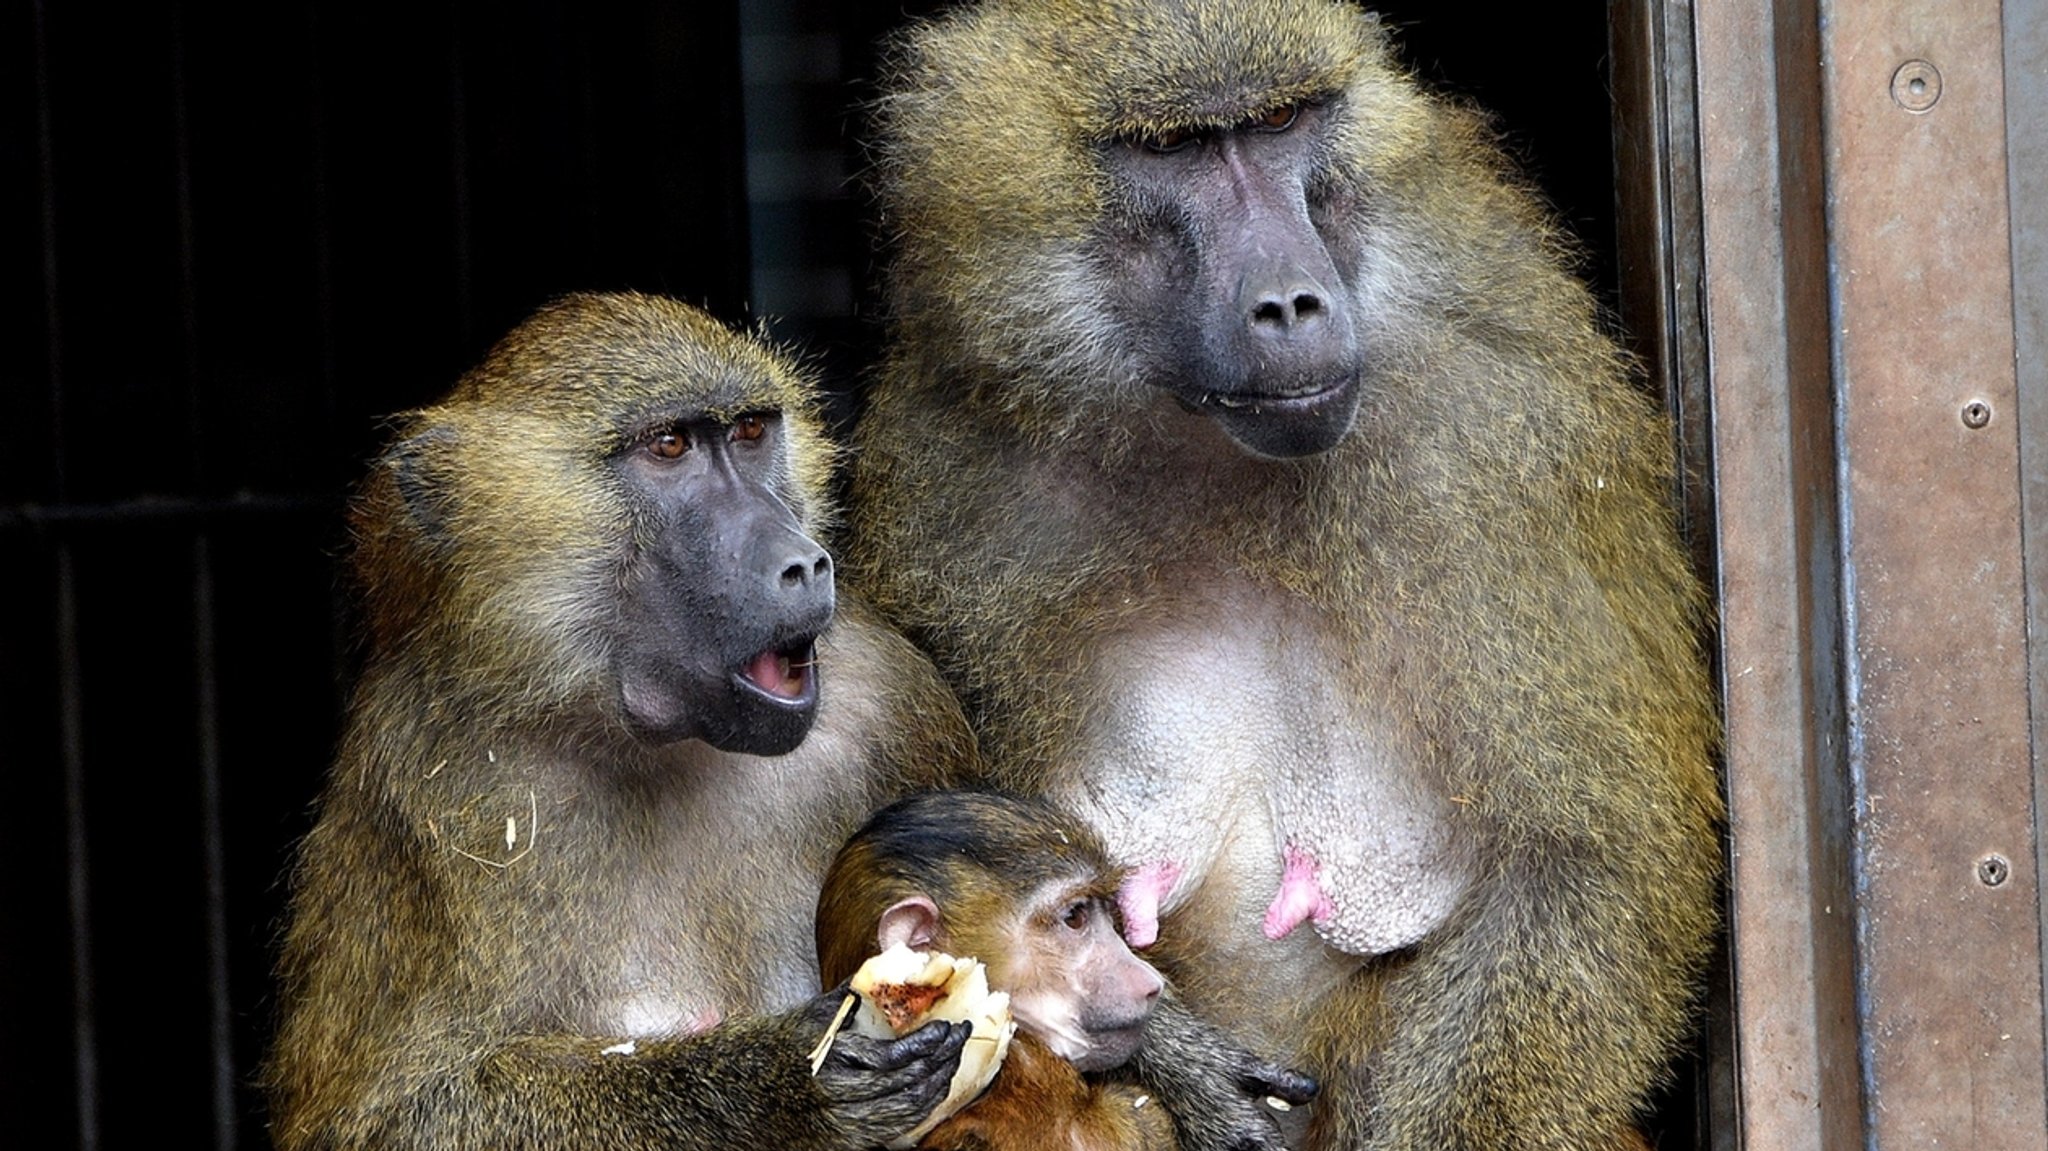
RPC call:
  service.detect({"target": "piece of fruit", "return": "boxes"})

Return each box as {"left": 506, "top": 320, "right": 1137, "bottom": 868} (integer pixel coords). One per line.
{"left": 846, "top": 943, "right": 1017, "bottom": 1147}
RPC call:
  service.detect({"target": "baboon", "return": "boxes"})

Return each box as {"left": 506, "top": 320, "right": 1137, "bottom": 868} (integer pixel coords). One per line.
{"left": 267, "top": 292, "right": 981, "bottom": 1150}
{"left": 817, "top": 791, "right": 1315, "bottom": 1151}
{"left": 849, "top": 3, "right": 1724, "bottom": 1149}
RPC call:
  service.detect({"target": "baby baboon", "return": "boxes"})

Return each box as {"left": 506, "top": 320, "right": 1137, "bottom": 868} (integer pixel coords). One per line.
{"left": 850, "top": 3, "right": 1724, "bottom": 1149}
{"left": 267, "top": 292, "right": 980, "bottom": 1150}
{"left": 817, "top": 791, "right": 1315, "bottom": 1151}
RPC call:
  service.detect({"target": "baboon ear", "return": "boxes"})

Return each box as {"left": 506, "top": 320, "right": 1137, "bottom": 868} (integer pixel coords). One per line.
{"left": 877, "top": 896, "right": 941, "bottom": 953}
{"left": 386, "top": 425, "right": 460, "bottom": 542}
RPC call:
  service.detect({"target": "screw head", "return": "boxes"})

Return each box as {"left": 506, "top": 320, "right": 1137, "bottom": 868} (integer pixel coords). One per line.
{"left": 1892, "top": 60, "right": 1942, "bottom": 113}
{"left": 1978, "top": 855, "right": 2011, "bottom": 887}
{"left": 1962, "top": 399, "right": 1993, "bottom": 428}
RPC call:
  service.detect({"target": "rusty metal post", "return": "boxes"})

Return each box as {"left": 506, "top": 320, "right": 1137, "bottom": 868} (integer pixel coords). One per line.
{"left": 1820, "top": 1, "right": 2048, "bottom": 1143}
{"left": 1628, "top": 0, "right": 2048, "bottom": 1144}
{"left": 1688, "top": 0, "right": 1869, "bottom": 1145}
{"left": 1647, "top": 0, "right": 2048, "bottom": 1146}
{"left": 2006, "top": 0, "right": 2048, "bottom": 1068}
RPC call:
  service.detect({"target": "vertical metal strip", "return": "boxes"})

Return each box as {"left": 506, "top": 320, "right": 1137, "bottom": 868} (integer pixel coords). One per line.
{"left": 166, "top": 7, "right": 237, "bottom": 1144}
{"left": 55, "top": 551, "right": 98, "bottom": 1151}
{"left": 33, "top": 0, "right": 99, "bottom": 1143}
{"left": 1818, "top": 0, "right": 2048, "bottom": 1143}
{"left": 1611, "top": 0, "right": 1714, "bottom": 575}
{"left": 1692, "top": 0, "right": 1864, "bottom": 1145}
{"left": 1610, "top": 6, "right": 1723, "bottom": 1144}
{"left": 193, "top": 536, "right": 234, "bottom": 1151}
{"left": 2003, "top": 0, "right": 2048, "bottom": 1100}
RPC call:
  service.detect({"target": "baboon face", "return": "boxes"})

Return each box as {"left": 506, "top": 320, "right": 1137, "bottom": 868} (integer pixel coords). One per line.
{"left": 873, "top": 0, "right": 1402, "bottom": 460}
{"left": 1100, "top": 98, "right": 1362, "bottom": 459}
{"left": 821, "top": 792, "right": 1165, "bottom": 1074}
{"left": 365, "top": 294, "right": 839, "bottom": 757}
{"left": 611, "top": 408, "right": 835, "bottom": 754}
{"left": 1001, "top": 882, "right": 1163, "bottom": 1073}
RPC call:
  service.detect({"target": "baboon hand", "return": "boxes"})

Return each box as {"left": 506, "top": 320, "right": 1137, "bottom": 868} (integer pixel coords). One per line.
{"left": 1238, "top": 1057, "right": 1317, "bottom": 1109}
{"left": 1132, "top": 998, "right": 1317, "bottom": 1151}
{"left": 1187, "top": 1057, "right": 1317, "bottom": 1151}
{"left": 801, "top": 988, "right": 970, "bottom": 1149}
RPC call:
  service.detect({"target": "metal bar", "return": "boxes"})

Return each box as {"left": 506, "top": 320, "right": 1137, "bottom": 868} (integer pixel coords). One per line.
{"left": 166, "top": 4, "right": 237, "bottom": 1142}
{"left": 34, "top": 0, "right": 99, "bottom": 1142}
{"left": 1609, "top": 6, "right": 1723, "bottom": 1145}
{"left": 192, "top": 535, "right": 235, "bottom": 1151}
{"left": 55, "top": 549, "right": 98, "bottom": 1151}
{"left": 1692, "top": 0, "right": 1865, "bottom": 1146}
{"left": 0, "top": 493, "right": 336, "bottom": 532}
{"left": 1820, "top": 1, "right": 2048, "bottom": 1143}
{"left": 2004, "top": 0, "right": 2048, "bottom": 1097}
{"left": 1611, "top": 0, "right": 1714, "bottom": 577}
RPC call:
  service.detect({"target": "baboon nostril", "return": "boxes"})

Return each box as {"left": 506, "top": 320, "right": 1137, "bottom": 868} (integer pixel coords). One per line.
{"left": 1251, "top": 291, "right": 1324, "bottom": 328}
{"left": 784, "top": 554, "right": 831, "bottom": 587}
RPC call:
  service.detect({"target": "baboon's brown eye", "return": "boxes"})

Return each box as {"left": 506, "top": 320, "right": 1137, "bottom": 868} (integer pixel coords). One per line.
{"left": 1063, "top": 901, "right": 1091, "bottom": 930}
{"left": 730, "top": 415, "right": 767, "bottom": 443}
{"left": 1254, "top": 104, "right": 1299, "bottom": 131}
{"left": 647, "top": 431, "right": 688, "bottom": 460}
{"left": 1145, "top": 126, "right": 1196, "bottom": 153}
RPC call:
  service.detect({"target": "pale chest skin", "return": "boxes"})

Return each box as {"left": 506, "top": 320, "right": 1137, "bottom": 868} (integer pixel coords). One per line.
{"left": 587, "top": 736, "right": 860, "bottom": 1039}
{"left": 1045, "top": 578, "right": 1475, "bottom": 1057}
{"left": 431, "top": 626, "right": 897, "bottom": 1045}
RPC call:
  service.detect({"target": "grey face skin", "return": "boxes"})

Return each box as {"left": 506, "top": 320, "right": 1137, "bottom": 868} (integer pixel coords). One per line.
{"left": 1101, "top": 100, "right": 1363, "bottom": 459}
{"left": 612, "top": 411, "right": 835, "bottom": 754}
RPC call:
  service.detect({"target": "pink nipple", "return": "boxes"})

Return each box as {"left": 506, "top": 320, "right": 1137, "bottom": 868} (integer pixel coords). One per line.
{"left": 1262, "top": 844, "right": 1334, "bottom": 941}
{"left": 1117, "top": 859, "right": 1184, "bottom": 949}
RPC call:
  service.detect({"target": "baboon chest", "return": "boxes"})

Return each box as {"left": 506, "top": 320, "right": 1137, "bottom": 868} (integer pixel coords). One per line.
{"left": 584, "top": 745, "right": 861, "bottom": 1039}
{"left": 1046, "top": 586, "right": 1473, "bottom": 1032}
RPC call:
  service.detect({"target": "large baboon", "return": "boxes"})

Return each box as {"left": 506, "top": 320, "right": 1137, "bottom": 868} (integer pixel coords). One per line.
{"left": 267, "top": 293, "right": 980, "bottom": 1149}
{"left": 849, "top": 3, "right": 1723, "bottom": 1148}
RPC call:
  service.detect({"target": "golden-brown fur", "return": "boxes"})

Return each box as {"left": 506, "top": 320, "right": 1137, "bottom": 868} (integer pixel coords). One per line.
{"left": 268, "top": 292, "right": 978, "bottom": 1149}
{"left": 850, "top": 4, "right": 1723, "bottom": 1149}
{"left": 920, "top": 1040, "right": 1177, "bottom": 1151}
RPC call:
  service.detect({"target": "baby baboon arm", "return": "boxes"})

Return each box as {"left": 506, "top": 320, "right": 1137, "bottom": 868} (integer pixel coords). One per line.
{"left": 1127, "top": 996, "right": 1317, "bottom": 1151}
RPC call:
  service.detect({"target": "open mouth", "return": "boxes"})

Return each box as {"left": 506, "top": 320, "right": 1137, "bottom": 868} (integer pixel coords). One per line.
{"left": 734, "top": 636, "right": 818, "bottom": 706}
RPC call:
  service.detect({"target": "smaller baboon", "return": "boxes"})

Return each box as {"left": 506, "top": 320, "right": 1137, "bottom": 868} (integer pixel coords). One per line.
{"left": 817, "top": 791, "right": 1317, "bottom": 1151}
{"left": 267, "top": 292, "right": 981, "bottom": 1150}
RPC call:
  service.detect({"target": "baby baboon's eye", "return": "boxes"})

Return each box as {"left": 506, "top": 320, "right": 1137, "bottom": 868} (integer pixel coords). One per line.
{"left": 1063, "top": 900, "right": 1092, "bottom": 931}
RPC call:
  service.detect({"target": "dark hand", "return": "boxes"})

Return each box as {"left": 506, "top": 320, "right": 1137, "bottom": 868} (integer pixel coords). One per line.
{"left": 1193, "top": 1052, "right": 1317, "bottom": 1151}
{"left": 800, "top": 988, "right": 969, "bottom": 1149}
{"left": 1132, "top": 997, "right": 1318, "bottom": 1151}
{"left": 1239, "top": 1058, "right": 1317, "bottom": 1109}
